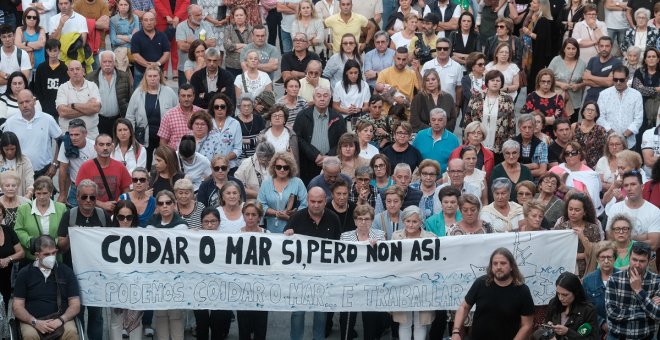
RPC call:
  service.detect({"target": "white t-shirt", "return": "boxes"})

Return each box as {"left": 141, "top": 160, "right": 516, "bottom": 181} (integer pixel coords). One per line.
{"left": 178, "top": 152, "right": 212, "bottom": 192}
{"left": 234, "top": 71, "right": 272, "bottom": 99}
{"left": 218, "top": 207, "right": 245, "bottom": 233}
{"left": 485, "top": 61, "right": 520, "bottom": 98}
{"left": 57, "top": 138, "right": 96, "bottom": 182}
{"left": 48, "top": 11, "right": 88, "bottom": 35}
{"left": 390, "top": 31, "right": 413, "bottom": 49}
{"left": 359, "top": 144, "right": 379, "bottom": 160}
{"left": 606, "top": 200, "right": 660, "bottom": 236}
{"left": 333, "top": 80, "right": 371, "bottom": 117}
{"left": 641, "top": 127, "right": 660, "bottom": 175}
{"left": 279, "top": 0, "right": 302, "bottom": 32}
{"left": 604, "top": 2, "right": 629, "bottom": 30}
{"left": 265, "top": 128, "right": 290, "bottom": 153}
{"left": 0, "top": 47, "right": 31, "bottom": 93}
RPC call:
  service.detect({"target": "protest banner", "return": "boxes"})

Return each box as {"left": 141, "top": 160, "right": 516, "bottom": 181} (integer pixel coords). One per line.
{"left": 70, "top": 228, "right": 577, "bottom": 311}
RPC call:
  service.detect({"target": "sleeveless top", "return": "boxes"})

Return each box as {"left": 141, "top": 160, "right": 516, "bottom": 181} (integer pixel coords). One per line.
{"left": 23, "top": 30, "right": 44, "bottom": 68}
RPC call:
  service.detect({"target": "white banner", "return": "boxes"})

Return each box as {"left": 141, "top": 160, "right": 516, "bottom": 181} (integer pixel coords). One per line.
{"left": 69, "top": 228, "right": 577, "bottom": 311}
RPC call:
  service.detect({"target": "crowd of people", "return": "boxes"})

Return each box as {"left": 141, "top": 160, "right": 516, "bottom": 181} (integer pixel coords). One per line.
{"left": 0, "top": 0, "right": 656, "bottom": 338}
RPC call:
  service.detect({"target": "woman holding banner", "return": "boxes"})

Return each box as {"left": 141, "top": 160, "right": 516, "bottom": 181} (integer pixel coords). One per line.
{"left": 447, "top": 194, "right": 494, "bottom": 235}
{"left": 391, "top": 206, "right": 436, "bottom": 340}
{"left": 110, "top": 200, "right": 143, "bottom": 340}
{"left": 371, "top": 186, "right": 404, "bottom": 239}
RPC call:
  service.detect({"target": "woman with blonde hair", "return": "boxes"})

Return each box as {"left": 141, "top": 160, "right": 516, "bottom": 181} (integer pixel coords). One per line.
{"left": 291, "top": 0, "right": 324, "bottom": 53}
{"left": 410, "top": 68, "right": 456, "bottom": 132}
{"left": 603, "top": 150, "right": 648, "bottom": 205}
{"left": 0, "top": 171, "right": 29, "bottom": 228}
{"left": 519, "top": 199, "right": 545, "bottom": 231}
{"left": 595, "top": 133, "right": 627, "bottom": 193}
{"left": 336, "top": 133, "right": 369, "bottom": 179}
{"left": 390, "top": 13, "right": 418, "bottom": 49}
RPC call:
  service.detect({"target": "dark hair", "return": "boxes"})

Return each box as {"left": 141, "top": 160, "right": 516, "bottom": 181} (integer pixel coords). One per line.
{"left": 395, "top": 46, "right": 408, "bottom": 54}
{"left": 580, "top": 101, "right": 600, "bottom": 121}
{"left": 208, "top": 93, "right": 235, "bottom": 118}
{"left": 5, "top": 71, "right": 28, "bottom": 96}
{"left": 485, "top": 69, "right": 504, "bottom": 85}
{"left": 642, "top": 47, "right": 660, "bottom": 71}
{"left": 547, "top": 272, "right": 587, "bottom": 316}
{"left": 370, "top": 154, "right": 392, "bottom": 177}
{"left": 597, "top": 35, "right": 613, "bottom": 45}
{"left": 583, "top": 3, "right": 597, "bottom": 13}
{"left": 459, "top": 145, "right": 478, "bottom": 158}
{"left": 266, "top": 103, "right": 289, "bottom": 122}
{"left": 342, "top": 59, "right": 363, "bottom": 93}
{"left": 330, "top": 177, "right": 349, "bottom": 193}
{"left": 283, "top": 77, "right": 301, "bottom": 91}
{"left": 113, "top": 118, "right": 141, "bottom": 159}
{"left": 45, "top": 38, "right": 61, "bottom": 50}
{"left": 187, "top": 39, "right": 208, "bottom": 62}
{"left": 113, "top": 200, "right": 139, "bottom": 227}
{"left": 438, "top": 185, "right": 461, "bottom": 202}
{"left": 369, "top": 94, "right": 384, "bottom": 105}
{"left": 466, "top": 51, "right": 486, "bottom": 71}
{"left": 178, "top": 135, "right": 196, "bottom": 159}
{"left": 559, "top": 37, "right": 580, "bottom": 60}
{"left": 553, "top": 118, "right": 570, "bottom": 131}
{"left": 0, "top": 25, "right": 12, "bottom": 35}
{"left": 31, "top": 235, "right": 56, "bottom": 255}
{"left": 388, "top": 103, "right": 407, "bottom": 121}
{"left": 457, "top": 11, "right": 475, "bottom": 33}
{"left": 622, "top": 170, "right": 643, "bottom": 184}
{"left": 631, "top": 242, "right": 652, "bottom": 259}
{"left": 22, "top": 8, "right": 41, "bottom": 32}
{"left": 253, "top": 24, "right": 267, "bottom": 32}
{"left": 201, "top": 206, "right": 220, "bottom": 222}
{"left": 486, "top": 247, "right": 525, "bottom": 286}
{"left": 612, "top": 64, "right": 629, "bottom": 78}
{"left": 563, "top": 193, "right": 597, "bottom": 224}
{"left": 0, "top": 131, "right": 23, "bottom": 161}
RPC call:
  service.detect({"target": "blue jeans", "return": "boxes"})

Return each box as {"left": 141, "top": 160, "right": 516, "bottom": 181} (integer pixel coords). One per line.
{"left": 281, "top": 31, "right": 292, "bottom": 53}
{"left": 381, "top": 0, "right": 397, "bottom": 31}
{"left": 608, "top": 28, "right": 627, "bottom": 54}
{"left": 78, "top": 306, "right": 103, "bottom": 340}
{"left": 133, "top": 67, "right": 144, "bottom": 86}
{"left": 67, "top": 184, "right": 78, "bottom": 208}
{"left": 290, "top": 311, "right": 326, "bottom": 340}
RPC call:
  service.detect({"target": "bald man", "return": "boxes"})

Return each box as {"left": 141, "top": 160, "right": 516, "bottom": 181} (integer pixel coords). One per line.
{"left": 131, "top": 11, "right": 171, "bottom": 85}
{"left": 175, "top": 4, "right": 217, "bottom": 86}
{"left": 56, "top": 60, "right": 102, "bottom": 139}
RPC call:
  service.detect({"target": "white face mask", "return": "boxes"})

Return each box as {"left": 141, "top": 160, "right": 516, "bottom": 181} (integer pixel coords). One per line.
{"left": 41, "top": 255, "right": 56, "bottom": 269}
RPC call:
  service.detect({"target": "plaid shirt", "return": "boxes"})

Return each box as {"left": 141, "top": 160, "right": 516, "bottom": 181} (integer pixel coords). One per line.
{"left": 157, "top": 105, "right": 203, "bottom": 150}
{"left": 606, "top": 270, "right": 660, "bottom": 339}
{"left": 521, "top": 140, "right": 548, "bottom": 165}
{"left": 349, "top": 182, "right": 378, "bottom": 208}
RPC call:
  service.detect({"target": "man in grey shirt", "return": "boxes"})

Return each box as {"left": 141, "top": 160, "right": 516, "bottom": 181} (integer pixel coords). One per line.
{"left": 175, "top": 4, "right": 217, "bottom": 86}
{"left": 239, "top": 24, "right": 281, "bottom": 80}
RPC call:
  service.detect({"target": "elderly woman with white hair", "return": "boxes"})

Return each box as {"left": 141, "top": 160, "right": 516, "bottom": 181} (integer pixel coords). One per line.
{"left": 380, "top": 163, "right": 423, "bottom": 212}
{"left": 624, "top": 46, "right": 644, "bottom": 77}
{"left": 236, "top": 95, "right": 266, "bottom": 164}
{"left": 391, "top": 205, "right": 436, "bottom": 340}
{"left": 174, "top": 178, "right": 206, "bottom": 230}
{"left": 621, "top": 8, "right": 658, "bottom": 56}
{"left": 235, "top": 141, "right": 276, "bottom": 199}
{"left": 489, "top": 140, "right": 534, "bottom": 201}
{"left": 449, "top": 121, "right": 495, "bottom": 179}
{"left": 481, "top": 177, "right": 524, "bottom": 232}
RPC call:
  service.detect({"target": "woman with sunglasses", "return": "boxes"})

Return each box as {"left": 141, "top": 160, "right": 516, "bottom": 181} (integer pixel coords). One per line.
{"left": 197, "top": 155, "right": 247, "bottom": 209}
{"left": 208, "top": 93, "right": 242, "bottom": 173}
{"left": 151, "top": 145, "right": 184, "bottom": 196}
{"left": 459, "top": 52, "right": 486, "bottom": 122}
{"left": 112, "top": 118, "right": 147, "bottom": 174}
{"left": 109, "top": 200, "right": 143, "bottom": 339}
{"left": 15, "top": 8, "right": 45, "bottom": 69}
{"left": 258, "top": 152, "right": 308, "bottom": 233}
{"left": 553, "top": 193, "right": 601, "bottom": 277}
{"left": 549, "top": 141, "right": 604, "bottom": 220}
{"left": 119, "top": 167, "right": 156, "bottom": 227}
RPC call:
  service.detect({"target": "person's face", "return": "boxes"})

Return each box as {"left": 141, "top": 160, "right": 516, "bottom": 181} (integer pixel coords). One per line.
{"left": 394, "top": 126, "right": 410, "bottom": 145}
{"left": 399, "top": 0, "right": 411, "bottom": 9}
{"left": 206, "top": 54, "right": 220, "bottom": 73}
{"left": 286, "top": 80, "right": 300, "bottom": 97}
{"left": 115, "top": 123, "right": 131, "bottom": 143}
{"left": 213, "top": 99, "right": 228, "bottom": 119}
{"left": 645, "top": 51, "right": 659, "bottom": 68}
{"left": 246, "top": 52, "right": 260, "bottom": 69}
{"left": 394, "top": 52, "right": 408, "bottom": 70}
{"left": 358, "top": 125, "right": 374, "bottom": 143}
{"left": 421, "top": 20, "right": 434, "bottom": 35}
{"left": 406, "top": 18, "right": 418, "bottom": 31}
{"left": 495, "top": 22, "right": 509, "bottom": 37}
{"left": 533, "top": 115, "right": 543, "bottom": 133}
{"left": 496, "top": 47, "right": 510, "bottom": 63}
{"left": 101, "top": 53, "right": 115, "bottom": 74}
{"left": 340, "top": 142, "right": 355, "bottom": 158}
{"left": 1, "top": 144, "right": 15, "bottom": 160}
{"left": 404, "top": 214, "right": 422, "bottom": 235}
{"left": 494, "top": 188, "right": 509, "bottom": 206}
{"left": 300, "top": 2, "right": 312, "bottom": 17}
{"left": 373, "top": 159, "right": 387, "bottom": 178}
{"left": 564, "top": 43, "right": 578, "bottom": 60}
{"left": 346, "top": 67, "right": 360, "bottom": 84}
{"left": 179, "top": 89, "right": 194, "bottom": 109}
{"left": 613, "top": 71, "right": 628, "bottom": 91}
{"left": 564, "top": 145, "right": 581, "bottom": 166}
{"left": 582, "top": 104, "right": 598, "bottom": 121}
{"left": 253, "top": 29, "right": 267, "bottom": 46}
{"left": 306, "top": 65, "right": 321, "bottom": 81}
{"left": 487, "top": 76, "right": 502, "bottom": 91}
{"left": 34, "top": 188, "right": 51, "bottom": 206}
{"left": 57, "top": 0, "right": 71, "bottom": 14}
{"left": 441, "top": 195, "right": 458, "bottom": 215}
{"left": 609, "top": 138, "right": 624, "bottom": 154}
{"left": 323, "top": 166, "right": 341, "bottom": 185}
{"left": 530, "top": 0, "right": 539, "bottom": 12}
{"left": 369, "top": 100, "right": 383, "bottom": 118}
{"left": 239, "top": 100, "right": 253, "bottom": 116}
{"left": 201, "top": 213, "right": 220, "bottom": 230}
{"left": 314, "top": 90, "right": 331, "bottom": 110}
{"left": 355, "top": 214, "right": 373, "bottom": 232}
{"left": 273, "top": 158, "right": 291, "bottom": 179}
{"left": 68, "top": 63, "right": 84, "bottom": 82}
{"left": 293, "top": 34, "right": 309, "bottom": 52}
{"left": 516, "top": 187, "right": 533, "bottom": 204}
{"left": 503, "top": 148, "right": 519, "bottom": 164}
{"left": 116, "top": 207, "right": 134, "bottom": 228}
{"left": 611, "top": 220, "right": 632, "bottom": 243}
{"left": 192, "top": 118, "right": 209, "bottom": 137}
{"left": 630, "top": 252, "right": 649, "bottom": 276}
{"left": 46, "top": 47, "right": 60, "bottom": 61}
{"left": 145, "top": 69, "right": 160, "bottom": 88}
{"left": 355, "top": 175, "right": 370, "bottom": 190}
{"left": 36, "top": 246, "right": 57, "bottom": 264}
{"left": 491, "top": 254, "right": 513, "bottom": 282}
{"left": 540, "top": 176, "right": 558, "bottom": 194}
{"left": 24, "top": 10, "right": 38, "bottom": 28}
{"left": 1, "top": 178, "right": 17, "bottom": 198}
{"left": 77, "top": 186, "right": 97, "bottom": 212}
{"left": 555, "top": 285, "right": 575, "bottom": 307}
{"left": 243, "top": 206, "right": 261, "bottom": 228}
{"left": 190, "top": 7, "right": 203, "bottom": 25}
{"left": 374, "top": 35, "right": 388, "bottom": 53}
{"left": 597, "top": 249, "right": 615, "bottom": 272}
{"left": 68, "top": 127, "right": 87, "bottom": 147}
{"left": 222, "top": 186, "right": 240, "bottom": 206}
{"left": 142, "top": 13, "right": 156, "bottom": 31}
{"left": 270, "top": 110, "right": 286, "bottom": 128}
{"left": 339, "top": 0, "right": 352, "bottom": 14}
{"left": 425, "top": 74, "right": 439, "bottom": 92}
{"left": 157, "top": 195, "right": 174, "bottom": 217}
{"left": 385, "top": 194, "right": 402, "bottom": 214}
{"left": 307, "top": 191, "right": 326, "bottom": 216}
{"left": 9, "top": 76, "right": 25, "bottom": 96}
{"left": 623, "top": 176, "right": 642, "bottom": 200}
{"left": 95, "top": 136, "right": 113, "bottom": 158}
{"left": 539, "top": 75, "right": 553, "bottom": 92}
{"left": 233, "top": 9, "right": 246, "bottom": 24}
{"left": 332, "top": 186, "right": 349, "bottom": 207}
{"left": 342, "top": 38, "right": 356, "bottom": 53}
{"left": 461, "top": 202, "right": 479, "bottom": 223}
{"left": 520, "top": 120, "right": 534, "bottom": 140}
{"left": 117, "top": 0, "right": 129, "bottom": 14}
{"left": 567, "top": 199, "right": 585, "bottom": 223}
{"left": 430, "top": 114, "right": 446, "bottom": 133}
{"left": 460, "top": 15, "right": 472, "bottom": 31}
{"left": 597, "top": 40, "right": 612, "bottom": 58}
{"left": 420, "top": 166, "right": 437, "bottom": 187}
{"left": 617, "top": 159, "right": 634, "bottom": 174}
{"left": 175, "top": 189, "right": 193, "bottom": 205}
{"left": 436, "top": 42, "right": 450, "bottom": 61}
{"left": 584, "top": 10, "right": 597, "bottom": 22}
{"left": 461, "top": 150, "right": 477, "bottom": 171}
{"left": 394, "top": 170, "right": 411, "bottom": 188}
{"left": 527, "top": 208, "right": 544, "bottom": 229}
{"left": 212, "top": 160, "right": 228, "bottom": 181}
{"left": 131, "top": 171, "right": 148, "bottom": 192}
{"left": 635, "top": 13, "right": 649, "bottom": 27}
{"left": 447, "top": 163, "right": 465, "bottom": 185}
{"left": 154, "top": 156, "right": 167, "bottom": 173}
{"left": 472, "top": 58, "right": 486, "bottom": 73}
{"left": 467, "top": 129, "right": 483, "bottom": 146}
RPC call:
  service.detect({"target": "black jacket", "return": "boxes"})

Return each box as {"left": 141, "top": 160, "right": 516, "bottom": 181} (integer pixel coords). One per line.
{"left": 190, "top": 67, "right": 236, "bottom": 109}
{"left": 86, "top": 67, "right": 132, "bottom": 117}
{"left": 293, "top": 106, "right": 346, "bottom": 184}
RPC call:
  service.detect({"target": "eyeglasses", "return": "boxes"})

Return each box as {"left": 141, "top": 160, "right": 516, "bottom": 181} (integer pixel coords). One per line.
{"left": 356, "top": 217, "right": 372, "bottom": 223}
{"left": 517, "top": 191, "right": 532, "bottom": 196}
{"left": 80, "top": 195, "right": 96, "bottom": 201}
{"left": 598, "top": 255, "right": 613, "bottom": 261}
{"left": 373, "top": 164, "right": 386, "bottom": 169}
{"left": 342, "top": 41, "right": 356, "bottom": 45}
{"left": 436, "top": 46, "right": 450, "bottom": 51}
{"left": 564, "top": 150, "right": 580, "bottom": 157}
{"left": 116, "top": 214, "right": 134, "bottom": 222}
{"left": 132, "top": 177, "right": 148, "bottom": 183}
{"left": 542, "top": 178, "right": 557, "bottom": 186}
{"left": 395, "top": 131, "right": 410, "bottom": 136}
{"left": 421, "top": 172, "right": 437, "bottom": 177}
{"left": 202, "top": 219, "right": 219, "bottom": 225}
{"left": 26, "top": 15, "right": 37, "bottom": 20}
{"left": 213, "top": 165, "right": 229, "bottom": 172}
{"left": 613, "top": 78, "right": 627, "bottom": 83}
{"left": 612, "top": 227, "right": 631, "bottom": 233}
{"left": 504, "top": 151, "right": 519, "bottom": 157}
{"left": 157, "top": 200, "right": 174, "bottom": 206}
{"left": 270, "top": 113, "right": 285, "bottom": 119}
{"left": 275, "top": 165, "right": 290, "bottom": 171}
{"left": 214, "top": 104, "right": 227, "bottom": 110}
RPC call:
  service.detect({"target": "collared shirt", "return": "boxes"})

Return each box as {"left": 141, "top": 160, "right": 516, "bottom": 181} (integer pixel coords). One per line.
{"left": 364, "top": 48, "right": 395, "bottom": 87}
{"left": 284, "top": 208, "right": 341, "bottom": 240}
{"left": 175, "top": 20, "right": 216, "bottom": 71}
{"left": 48, "top": 10, "right": 88, "bottom": 35}
{"left": 324, "top": 12, "right": 369, "bottom": 52}
{"left": 206, "top": 69, "right": 218, "bottom": 93}
{"left": 420, "top": 57, "right": 465, "bottom": 101}
{"left": 55, "top": 79, "right": 101, "bottom": 139}
{"left": 131, "top": 29, "right": 171, "bottom": 72}
{"left": 311, "top": 108, "right": 330, "bottom": 155}
{"left": 258, "top": 176, "right": 309, "bottom": 233}
{"left": 411, "top": 128, "right": 460, "bottom": 173}
{"left": 98, "top": 70, "right": 119, "bottom": 118}
{"left": 520, "top": 139, "right": 548, "bottom": 165}
{"left": 30, "top": 199, "right": 56, "bottom": 235}
{"left": 209, "top": 117, "right": 243, "bottom": 169}
{"left": 2, "top": 111, "right": 62, "bottom": 170}
{"left": 606, "top": 269, "right": 660, "bottom": 339}
{"left": 157, "top": 105, "right": 203, "bottom": 150}
{"left": 597, "top": 86, "right": 644, "bottom": 148}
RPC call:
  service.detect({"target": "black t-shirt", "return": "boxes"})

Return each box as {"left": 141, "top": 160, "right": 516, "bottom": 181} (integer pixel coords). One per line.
{"left": 57, "top": 208, "right": 111, "bottom": 266}
{"left": 152, "top": 173, "right": 185, "bottom": 197}
{"left": 280, "top": 51, "right": 321, "bottom": 74}
{"left": 14, "top": 263, "right": 79, "bottom": 319}
{"left": 548, "top": 141, "right": 564, "bottom": 165}
{"left": 381, "top": 145, "right": 423, "bottom": 173}
{"left": 327, "top": 201, "right": 357, "bottom": 234}
{"left": 284, "top": 208, "right": 341, "bottom": 240}
{"left": 0, "top": 225, "right": 19, "bottom": 259}
{"left": 465, "top": 275, "right": 535, "bottom": 340}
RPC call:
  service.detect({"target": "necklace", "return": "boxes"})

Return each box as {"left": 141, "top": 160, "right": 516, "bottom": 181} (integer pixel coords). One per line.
{"left": 240, "top": 117, "right": 254, "bottom": 135}
{"left": 484, "top": 95, "right": 498, "bottom": 125}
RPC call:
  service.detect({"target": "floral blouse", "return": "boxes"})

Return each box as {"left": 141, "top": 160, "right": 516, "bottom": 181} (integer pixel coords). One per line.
{"left": 465, "top": 93, "right": 516, "bottom": 154}
{"left": 446, "top": 221, "right": 494, "bottom": 236}
{"left": 208, "top": 117, "right": 243, "bottom": 169}
{"left": 361, "top": 114, "right": 393, "bottom": 147}
{"left": 521, "top": 92, "right": 566, "bottom": 136}
{"left": 574, "top": 122, "right": 607, "bottom": 168}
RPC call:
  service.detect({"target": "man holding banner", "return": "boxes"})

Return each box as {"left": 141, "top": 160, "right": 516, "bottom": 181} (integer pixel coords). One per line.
{"left": 452, "top": 247, "right": 534, "bottom": 340}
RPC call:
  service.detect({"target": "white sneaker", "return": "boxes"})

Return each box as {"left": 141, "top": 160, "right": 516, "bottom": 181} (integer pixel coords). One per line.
{"left": 144, "top": 327, "right": 155, "bottom": 337}
{"left": 122, "top": 330, "right": 129, "bottom": 338}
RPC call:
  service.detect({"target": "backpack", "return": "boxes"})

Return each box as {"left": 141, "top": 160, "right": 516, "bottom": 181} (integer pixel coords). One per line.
{"left": 69, "top": 206, "right": 107, "bottom": 227}
{"left": 0, "top": 47, "right": 22, "bottom": 66}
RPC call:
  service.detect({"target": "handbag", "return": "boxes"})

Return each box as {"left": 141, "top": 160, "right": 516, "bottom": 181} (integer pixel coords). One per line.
{"left": 37, "top": 269, "right": 65, "bottom": 340}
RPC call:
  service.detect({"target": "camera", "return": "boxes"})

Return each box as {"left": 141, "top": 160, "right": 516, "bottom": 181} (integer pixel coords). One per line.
{"left": 414, "top": 33, "right": 434, "bottom": 64}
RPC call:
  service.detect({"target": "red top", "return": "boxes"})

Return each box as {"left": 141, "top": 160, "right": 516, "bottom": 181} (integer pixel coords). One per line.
{"left": 449, "top": 143, "right": 495, "bottom": 181}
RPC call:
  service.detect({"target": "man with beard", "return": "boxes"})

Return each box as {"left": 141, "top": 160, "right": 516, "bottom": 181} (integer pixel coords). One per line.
{"left": 582, "top": 36, "right": 621, "bottom": 103}
{"left": 452, "top": 247, "right": 535, "bottom": 340}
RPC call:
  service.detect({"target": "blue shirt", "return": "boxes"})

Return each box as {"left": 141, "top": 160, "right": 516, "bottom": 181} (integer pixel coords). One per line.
{"left": 363, "top": 48, "right": 395, "bottom": 87}
{"left": 257, "top": 177, "right": 308, "bottom": 233}
{"left": 308, "top": 174, "right": 353, "bottom": 201}
{"left": 411, "top": 128, "right": 460, "bottom": 173}
{"left": 110, "top": 14, "right": 141, "bottom": 49}
{"left": 131, "top": 29, "right": 171, "bottom": 72}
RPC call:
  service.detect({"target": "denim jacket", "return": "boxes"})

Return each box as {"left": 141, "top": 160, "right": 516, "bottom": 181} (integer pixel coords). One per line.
{"left": 110, "top": 14, "right": 141, "bottom": 49}
{"left": 583, "top": 268, "right": 619, "bottom": 328}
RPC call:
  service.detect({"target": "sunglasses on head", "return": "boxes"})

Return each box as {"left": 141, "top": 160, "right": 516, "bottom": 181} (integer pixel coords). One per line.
{"left": 213, "top": 165, "right": 229, "bottom": 172}
{"left": 116, "top": 214, "right": 134, "bottom": 222}
{"left": 157, "top": 200, "right": 173, "bottom": 206}
{"left": 80, "top": 195, "right": 96, "bottom": 201}
{"left": 132, "top": 177, "right": 147, "bottom": 183}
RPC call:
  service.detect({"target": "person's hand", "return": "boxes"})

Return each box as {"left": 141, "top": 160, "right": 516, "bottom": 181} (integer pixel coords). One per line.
{"left": 375, "top": 127, "right": 387, "bottom": 136}
{"left": 601, "top": 322, "right": 608, "bottom": 333}
{"left": 630, "top": 267, "right": 643, "bottom": 293}
{"left": 652, "top": 296, "right": 660, "bottom": 304}
{"left": 521, "top": 27, "right": 530, "bottom": 36}
{"left": 359, "top": 187, "right": 369, "bottom": 201}
{"left": 285, "top": 209, "right": 296, "bottom": 216}
{"left": 98, "top": 200, "right": 117, "bottom": 212}
{"left": 365, "top": 70, "right": 377, "bottom": 79}
{"left": 552, "top": 323, "right": 569, "bottom": 336}
{"left": 146, "top": 188, "right": 154, "bottom": 197}
{"left": 59, "top": 13, "right": 70, "bottom": 27}
{"left": 359, "top": 42, "right": 366, "bottom": 53}
{"left": 0, "top": 258, "right": 9, "bottom": 268}
{"left": 56, "top": 195, "right": 66, "bottom": 204}
{"left": 315, "top": 154, "right": 324, "bottom": 166}
{"left": 46, "top": 318, "right": 63, "bottom": 329}
{"left": 451, "top": 334, "right": 461, "bottom": 340}
{"left": 284, "top": 229, "right": 294, "bottom": 236}
{"left": 572, "top": 226, "right": 585, "bottom": 238}
{"left": 45, "top": 164, "right": 57, "bottom": 177}
{"left": 411, "top": 59, "right": 420, "bottom": 71}
{"left": 97, "top": 15, "right": 110, "bottom": 27}
{"left": 34, "top": 319, "right": 55, "bottom": 333}
{"left": 166, "top": 16, "right": 173, "bottom": 24}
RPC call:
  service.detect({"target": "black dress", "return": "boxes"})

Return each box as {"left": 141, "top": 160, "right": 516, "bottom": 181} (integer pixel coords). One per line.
{"left": 0, "top": 225, "right": 19, "bottom": 308}
{"left": 528, "top": 17, "right": 553, "bottom": 86}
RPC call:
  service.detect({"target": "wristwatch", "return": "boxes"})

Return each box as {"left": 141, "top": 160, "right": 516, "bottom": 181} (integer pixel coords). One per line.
{"left": 31, "top": 318, "right": 37, "bottom": 326}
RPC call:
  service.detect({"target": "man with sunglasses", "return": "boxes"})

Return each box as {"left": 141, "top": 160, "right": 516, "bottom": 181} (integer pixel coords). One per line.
{"left": 597, "top": 64, "right": 643, "bottom": 149}
{"left": 606, "top": 170, "right": 660, "bottom": 250}
{"left": 420, "top": 37, "right": 464, "bottom": 105}
{"left": 56, "top": 119, "right": 97, "bottom": 208}
{"left": 605, "top": 242, "right": 660, "bottom": 340}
